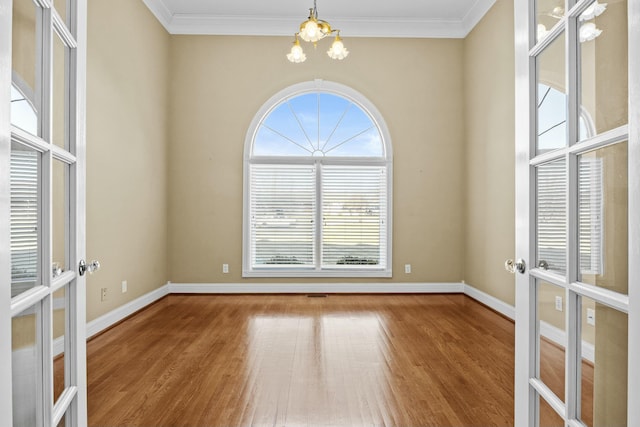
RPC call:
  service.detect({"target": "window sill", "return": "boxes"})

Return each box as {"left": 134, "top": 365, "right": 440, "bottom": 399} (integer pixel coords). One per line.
{"left": 242, "top": 269, "right": 393, "bottom": 278}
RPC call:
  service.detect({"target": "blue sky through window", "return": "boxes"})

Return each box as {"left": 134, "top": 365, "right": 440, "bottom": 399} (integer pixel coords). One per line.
{"left": 11, "top": 84, "right": 38, "bottom": 135}
{"left": 537, "top": 83, "right": 592, "bottom": 152}
{"left": 254, "top": 92, "right": 383, "bottom": 157}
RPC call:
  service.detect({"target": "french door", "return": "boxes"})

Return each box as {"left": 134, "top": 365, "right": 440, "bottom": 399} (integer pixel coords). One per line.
{"left": 514, "top": 0, "right": 639, "bottom": 426}
{"left": 1, "top": 0, "right": 88, "bottom": 426}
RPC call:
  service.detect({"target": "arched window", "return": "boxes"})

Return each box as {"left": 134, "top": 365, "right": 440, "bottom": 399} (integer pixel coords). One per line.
{"left": 243, "top": 80, "right": 392, "bottom": 277}
{"left": 10, "top": 78, "right": 37, "bottom": 135}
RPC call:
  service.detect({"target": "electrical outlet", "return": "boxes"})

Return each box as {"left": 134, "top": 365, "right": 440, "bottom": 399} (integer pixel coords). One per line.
{"left": 122, "top": 280, "right": 128, "bottom": 293}
{"left": 404, "top": 264, "right": 411, "bottom": 274}
{"left": 587, "top": 308, "right": 596, "bottom": 326}
{"left": 555, "top": 296, "right": 563, "bottom": 312}
{"left": 101, "top": 287, "right": 107, "bottom": 302}
{"left": 222, "top": 264, "right": 229, "bottom": 274}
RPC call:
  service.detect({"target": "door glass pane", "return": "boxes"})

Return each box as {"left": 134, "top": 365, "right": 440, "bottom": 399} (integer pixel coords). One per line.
{"left": 53, "top": 0, "right": 68, "bottom": 27}
{"left": 579, "top": 0, "right": 628, "bottom": 141}
{"left": 53, "top": 286, "right": 67, "bottom": 403}
{"left": 537, "top": 281, "right": 566, "bottom": 400}
{"left": 53, "top": 32, "right": 68, "bottom": 149}
{"left": 539, "top": 392, "right": 565, "bottom": 427}
{"left": 11, "top": 83, "right": 38, "bottom": 135}
{"left": 537, "top": 32, "right": 567, "bottom": 154}
{"left": 537, "top": 160, "right": 567, "bottom": 274}
{"left": 579, "top": 296, "right": 627, "bottom": 427}
{"left": 578, "top": 142, "right": 628, "bottom": 294}
{"left": 10, "top": 142, "right": 40, "bottom": 298}
{"left": 12, "top": 305, "right": 41, "bottom": 427}
{"left": 11, "top": 0, "right": 39, "bottom": 136}
{"left": 53, "top": 159, "right": 68, "bottom": 277}
{"left": 536, "top": 0, "right": 565, "bottom": 43}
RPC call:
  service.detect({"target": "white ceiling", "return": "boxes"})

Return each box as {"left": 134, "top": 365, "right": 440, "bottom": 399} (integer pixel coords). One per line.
{"left": 141, "top": 0, "right": 497, "bottom": 38}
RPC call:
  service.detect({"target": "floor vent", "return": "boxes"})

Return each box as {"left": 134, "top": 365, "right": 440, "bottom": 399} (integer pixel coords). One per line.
{"left": 307, "top": 294, "right": 328, "bottom": 298}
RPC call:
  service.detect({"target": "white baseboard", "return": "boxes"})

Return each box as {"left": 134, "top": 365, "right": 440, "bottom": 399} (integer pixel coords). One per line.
{"left": 53, "top": 336, "right": 64, "bottom": 358}
{"left": 86, "top": 284, "right": 170, "bottom": 339}
{"left": 168, "top": 282, "right": 465, "bottom": 294}
{"left": 52, "top": 284, "right": 170, "bottom": 357}
{"left": 539, "top": 320, "right": 595, "bottom": 363}
{"left": 463, "top": 283, "right": 595, "bottom": 363}
{"left": 53, "top": 284, "right": 169, "bottom": 357}
{"left": 463, "top": 283, "right": 515, "bottom": 319}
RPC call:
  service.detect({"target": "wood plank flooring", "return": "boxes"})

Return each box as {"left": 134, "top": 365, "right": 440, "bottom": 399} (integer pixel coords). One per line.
{"left": 80, "top": 294, "right": 584, "bottom": 426}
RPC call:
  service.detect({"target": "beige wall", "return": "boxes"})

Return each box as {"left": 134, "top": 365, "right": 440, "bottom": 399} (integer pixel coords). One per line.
{"left": 168, "top": 36, "right": 466, "bottom": 284}
{"left": 85, "top": 0, "right": 170, "bottom": 321}
{"left": 462, "top": 0, "right": 516, "bottom": 305}
{"left": 11, "top": 0, "right": 36, "bottom": 92}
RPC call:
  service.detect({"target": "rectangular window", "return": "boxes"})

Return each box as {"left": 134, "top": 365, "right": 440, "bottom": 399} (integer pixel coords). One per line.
{"left": 250, "top": 164, "right": 316, "bottom": 268}
{"left": 247, "top": 163, "right": 389, "bottom": 276}
{"left": 321, "top": 165, "right": 387, "bottom": 269}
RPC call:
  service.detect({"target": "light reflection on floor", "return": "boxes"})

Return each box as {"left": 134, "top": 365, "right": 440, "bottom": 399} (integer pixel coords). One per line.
{"left": 243, "top": 313, "right": 394, "bottom": 425}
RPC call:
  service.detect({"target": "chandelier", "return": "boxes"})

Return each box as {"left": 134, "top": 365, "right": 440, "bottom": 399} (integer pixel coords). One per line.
{"left": 287, "top": 0, "right": 349, "bottom": 63}
{"left": 536, "top": 0, "right": 606, "bottom": 42}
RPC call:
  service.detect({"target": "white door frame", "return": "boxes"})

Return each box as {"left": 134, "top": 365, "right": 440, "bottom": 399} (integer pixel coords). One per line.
{"left": 2, "top": 0, "right": 88, "bottom": 425}
{"left": 628, "top": 0, "right": 640, "bottom": 423}
{"left": 513, "top": 0, "right": 535, "bottom": 419}
{"left": 514, "top": 0, "right": 639, "bottom": 425}
{"left": 1, "top": 0, "right": 15, "bottom": 421}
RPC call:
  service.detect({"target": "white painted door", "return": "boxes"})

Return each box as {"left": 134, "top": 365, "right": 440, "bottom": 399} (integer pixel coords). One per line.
{"left": 513, "top": 0, "right": 639, "bottom": 426}
{"left": 1, "top": 0, "right": 88, "bottom": 426}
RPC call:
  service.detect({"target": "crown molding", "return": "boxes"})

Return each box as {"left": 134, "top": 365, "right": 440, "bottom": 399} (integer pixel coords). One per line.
{"left": 461, "top": 0, "right": 497, "bottom": 35}
{"left": 168, "top": 15, "right": 468, "bottom": 38}
{"left": 142, "top": 0, "right": 497, "bottom": 38}
{"left": 141, "top": 0, "right": 173, "bottom": 30}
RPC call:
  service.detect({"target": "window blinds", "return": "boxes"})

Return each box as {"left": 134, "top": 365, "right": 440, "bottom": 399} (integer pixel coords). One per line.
{"left": 249, "top": 163, "right": 388, "bottom": 270}
{"left": 537, "top": 159, "right": 602, "bottom": 275}
{"left": 321, "top": 165, "right": 387, "bottom": 268}
{"left": 10, "top": 149, "right": 39, "bottom": 282}
{"left": 537, "top": 161, "right": 567, "bottom": 273}
{"left": 578, "top": 157, "right": 603, "bottom": 274}
{"left": 250, "top": 164, "right": 316, "bottom": 267}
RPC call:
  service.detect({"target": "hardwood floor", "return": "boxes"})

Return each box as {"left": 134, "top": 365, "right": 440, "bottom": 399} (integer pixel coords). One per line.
{"left": 79, "top": 294, "right": 589, "bottom": 426}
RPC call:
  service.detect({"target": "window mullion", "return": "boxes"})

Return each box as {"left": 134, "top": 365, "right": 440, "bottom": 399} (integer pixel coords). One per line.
{"left": 315, "top": 161, "right": 322, "bottom": 271}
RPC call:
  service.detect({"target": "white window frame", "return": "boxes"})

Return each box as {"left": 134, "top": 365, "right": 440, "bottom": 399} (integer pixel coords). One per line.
{"left": 242, "top": 80, "right": 393, "bottom": 278}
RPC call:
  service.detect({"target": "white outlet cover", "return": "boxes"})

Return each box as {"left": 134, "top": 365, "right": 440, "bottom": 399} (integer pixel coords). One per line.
{"left": 555, "top": 296, "right": 563, "bottom": 311}
{"left": 404, "top": 264, "right": 411, "bottom": 274}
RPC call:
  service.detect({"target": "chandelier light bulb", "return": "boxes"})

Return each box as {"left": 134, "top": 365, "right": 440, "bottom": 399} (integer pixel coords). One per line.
{"left": 580, "top": 22, "right": 602, "bottom": 42}
{"left": 327, "top": 35, "right": 349, "bottom": 60}
{"left": 580, "top": 1, "right": 607, "bottom": 21}
{"left": 551, "top": 6, "right": 565, "bottom": 18}
{"left": 300, "top": 18, "right": 321, "bottom": 42}
{"left": 537, "top": 23, "right": 549, "bottom": 40}
{"left": 287, "top": 37, "right": 307, "bottom": 63}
